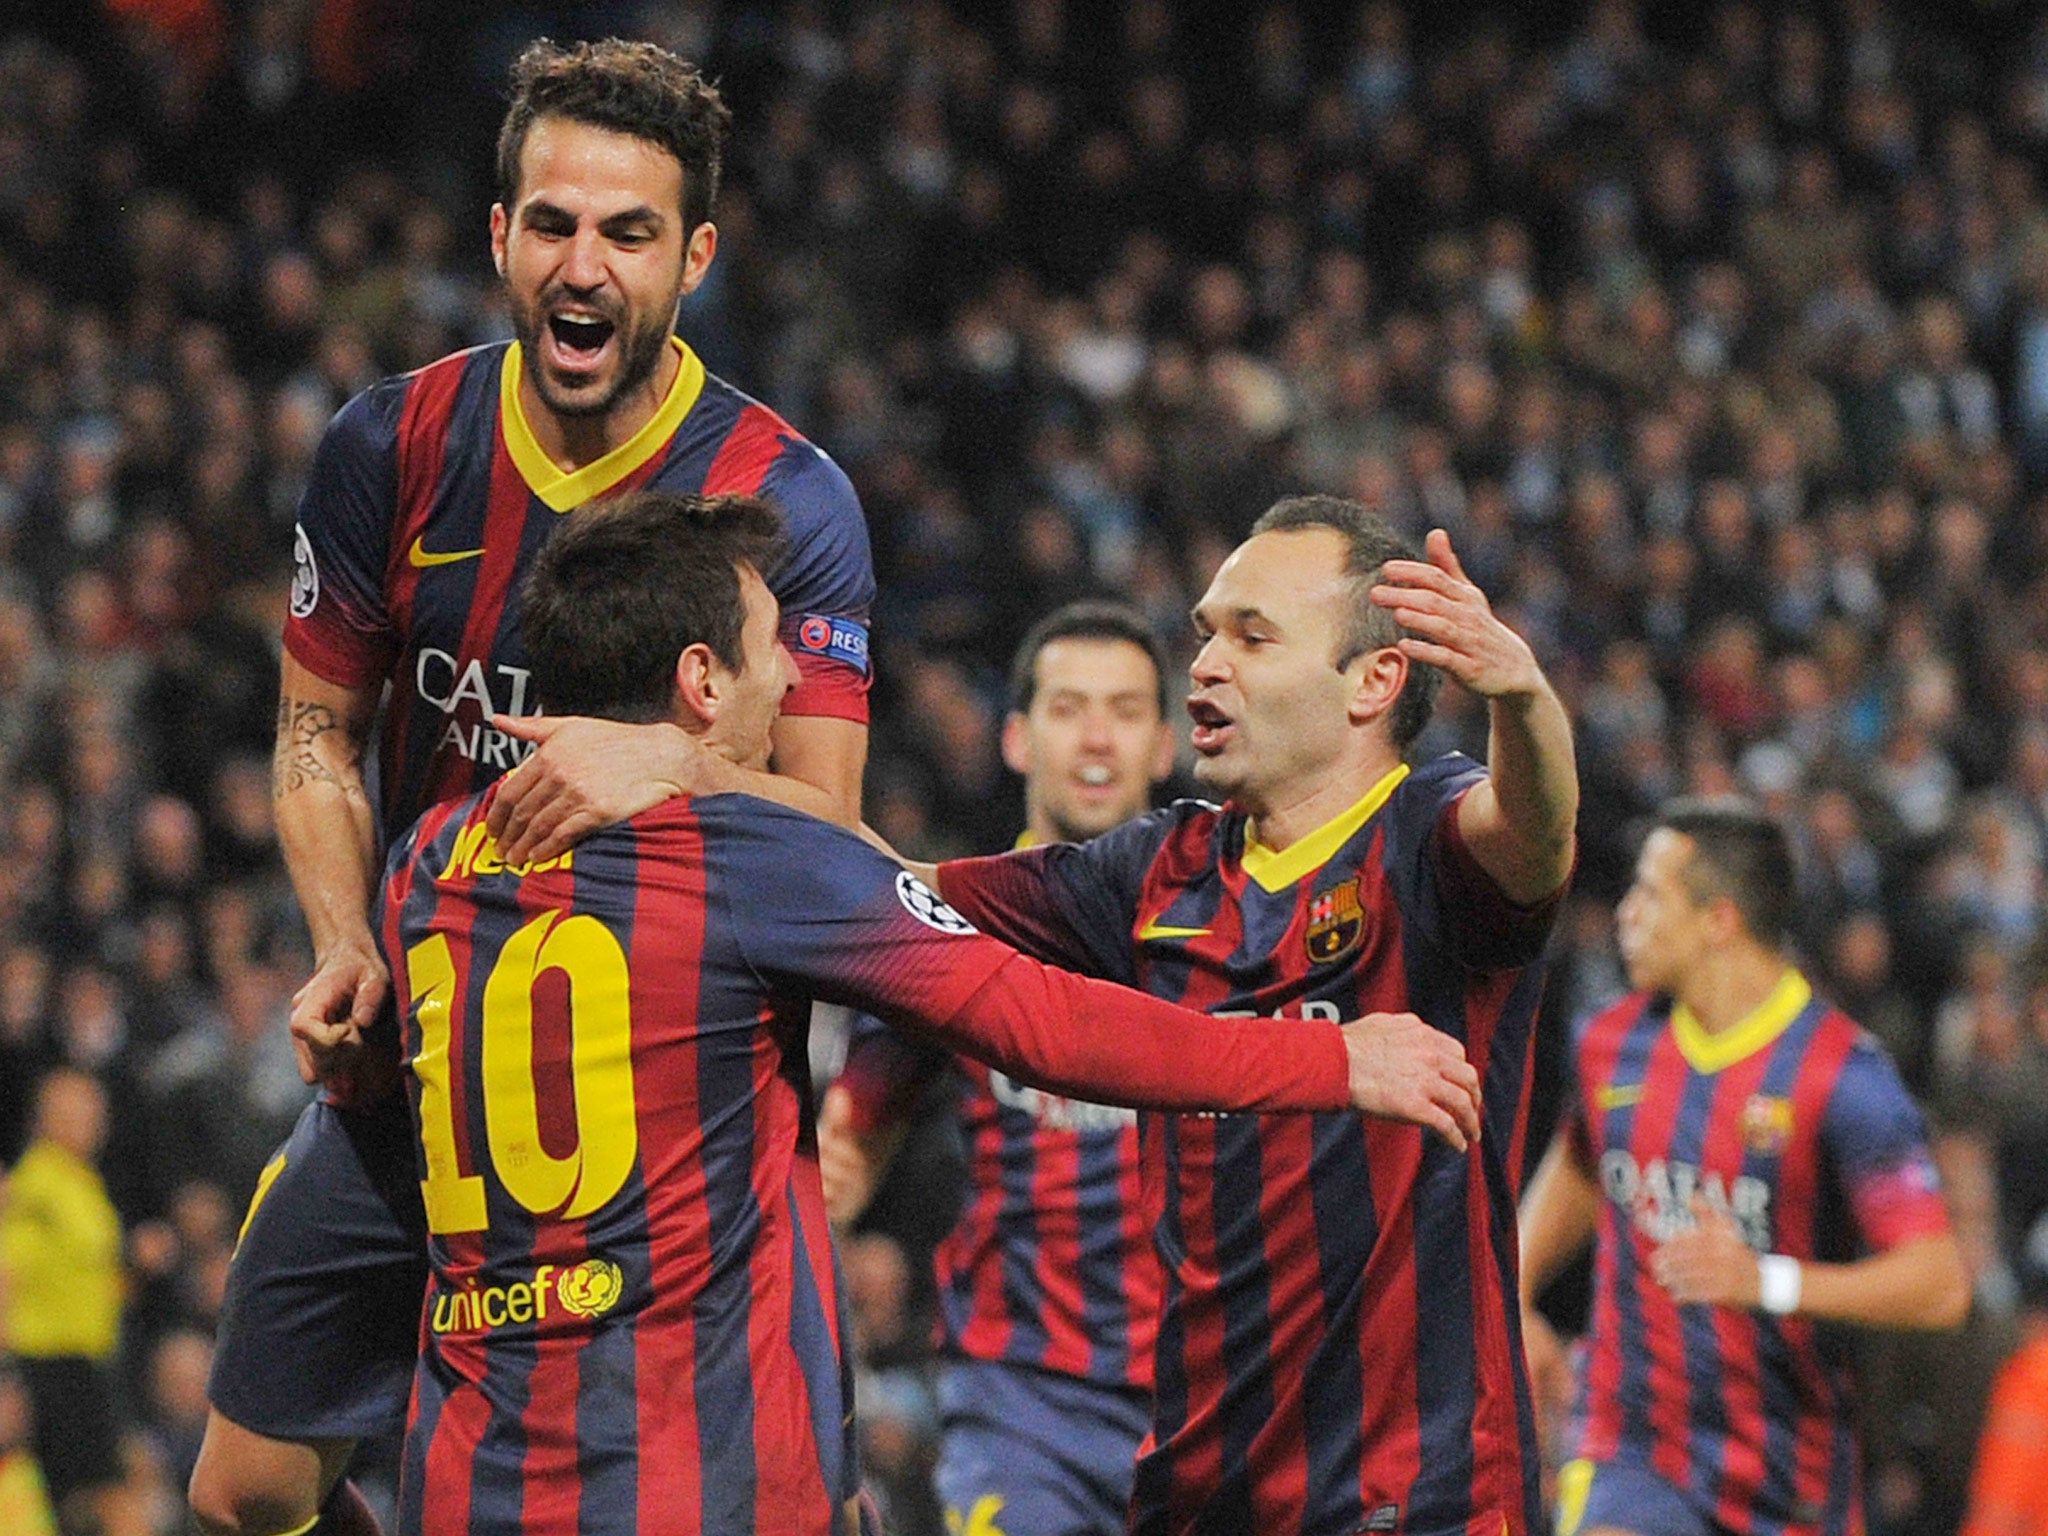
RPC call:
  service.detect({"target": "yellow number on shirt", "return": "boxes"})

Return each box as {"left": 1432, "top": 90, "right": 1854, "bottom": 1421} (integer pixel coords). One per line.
{"left": 411, "top": 932, "right": 488, "bottom": 1234}
{"left": 409, "top": 912, "right": 638, "bottom": 1234}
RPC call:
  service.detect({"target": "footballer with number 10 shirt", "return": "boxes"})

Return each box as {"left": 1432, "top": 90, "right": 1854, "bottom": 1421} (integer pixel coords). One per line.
{"left": 384, "top": 490, "right": 1488, "bottom": 1536}
{"left": 193, "top": 40, "right": 874, "bottom": 1536}
{"left": 1519, "top": 801, "right": 1968, "bottom": 1536}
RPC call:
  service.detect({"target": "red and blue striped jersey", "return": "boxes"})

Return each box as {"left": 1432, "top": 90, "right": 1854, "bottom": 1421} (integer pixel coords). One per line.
{"left": 835, "top": 1005, "right": 1157, "bottom": 1392}
{"left": 938, "top": 756, "right": 1563, "bottom": 1536}
{"left": 382, "top": 788, "right": 1366, "bottom": 1536}
{"left": 1563, "top": 975, "right": 1950, "bottom": 1536}
{"left": 283, "top": 338, "right": 873, "bottom": 836}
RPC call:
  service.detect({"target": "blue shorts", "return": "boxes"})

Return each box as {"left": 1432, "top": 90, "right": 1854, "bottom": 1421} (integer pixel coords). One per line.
{"left": 208, "top": 1094, "right": 427, "bottom": 1442}
{"left": 1559, "top": 1455, "right": 1849, "bottom": 1536}
{"left": 934, "top": 1358, "right": 1150, "bottom": 1536}
{"left": 1561, "top": 1458, "right": 1752, "bottom": 1536}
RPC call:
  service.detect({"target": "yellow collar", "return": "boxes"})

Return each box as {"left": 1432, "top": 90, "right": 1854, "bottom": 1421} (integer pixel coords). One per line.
{"left": 1013, "top": 830, "right": 1040, "bottom": 851}
{"left": 1671, "top": 969, "right": 1812, "bottom": 1074}
{"left": 1240, "top": 763, "right": 1409, "bottom": 894}
{"left": 501, "top": 336, "right": 705, "bottom": 512}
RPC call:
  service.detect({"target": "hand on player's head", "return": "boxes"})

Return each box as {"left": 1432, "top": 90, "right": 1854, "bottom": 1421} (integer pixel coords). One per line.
{"left": 1369, "top": 530, "right": 1543, "bottom": 702}
{"left": 1339, "top": 1010, "right": 1482, "bottom": 1151}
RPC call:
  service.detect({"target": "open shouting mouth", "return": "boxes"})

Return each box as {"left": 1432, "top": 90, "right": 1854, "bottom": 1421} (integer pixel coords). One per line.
{"left": 542, "top": 307, "right": 618, "bottom": 377}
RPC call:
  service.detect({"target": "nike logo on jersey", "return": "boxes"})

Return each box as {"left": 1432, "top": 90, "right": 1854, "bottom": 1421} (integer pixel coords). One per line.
{"left": 408, "top": 536, "right": 485, "bottom": 567}
{"left": 1596, "top": 1083, "right": 1645, "bottom": 1110}
{"left": 1137, "top": 918, "right": 1211, "bottom": 941}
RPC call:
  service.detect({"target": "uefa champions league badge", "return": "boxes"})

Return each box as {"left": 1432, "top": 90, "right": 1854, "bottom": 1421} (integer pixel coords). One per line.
{"left": 290, "top": 524, "right": 320, "bottom": 618}
{"left": 896, "top": 870, "right": 976, "bottom": 935}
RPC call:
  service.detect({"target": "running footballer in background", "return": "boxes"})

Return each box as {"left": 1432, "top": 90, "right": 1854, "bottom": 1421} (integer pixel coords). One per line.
{"left": 1519, "top": 799, "right": 1969, "bottom": 1536}
{"left": 822, "top": 602, "right": 1179, "bottom": 1536}
{"left": 193, "top": 39, "right": 873, "bottom": 1536}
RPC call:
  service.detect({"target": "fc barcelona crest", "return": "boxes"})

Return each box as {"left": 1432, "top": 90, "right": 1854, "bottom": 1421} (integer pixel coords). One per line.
{"left": 1306, "top": 878, "right": 1366, "bottom": 964}
{"left": 1741, "top": 1095, "right": 1795, "bottom": 1155}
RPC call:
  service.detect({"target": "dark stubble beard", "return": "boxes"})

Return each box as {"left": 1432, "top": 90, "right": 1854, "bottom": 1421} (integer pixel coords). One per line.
{"left": 511, "top": 290, "right": 678, "bottom": 420}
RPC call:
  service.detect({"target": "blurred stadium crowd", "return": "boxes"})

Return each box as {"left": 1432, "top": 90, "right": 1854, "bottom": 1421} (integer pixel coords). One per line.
{"left": 2, "top": 0, "right": 2048, "bottom": 1531}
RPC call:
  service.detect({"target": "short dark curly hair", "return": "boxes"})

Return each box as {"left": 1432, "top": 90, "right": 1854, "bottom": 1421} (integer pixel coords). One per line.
{"left": 497, "top": 38, "right": 733, "bottom": 233}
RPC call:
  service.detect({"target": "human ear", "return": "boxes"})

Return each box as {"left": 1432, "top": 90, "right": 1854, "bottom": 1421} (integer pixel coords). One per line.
{"left": 1000, "top": 712, "right": 1031, "bottom": 777}
{"left": 673, "top": 643, "right": 723, "bottom": 728}
{"left": 679, "top": 221, "right": 719, "bottom": 296}
{"left": 1347, "top": 646, "right": 1408, "bottom": 729}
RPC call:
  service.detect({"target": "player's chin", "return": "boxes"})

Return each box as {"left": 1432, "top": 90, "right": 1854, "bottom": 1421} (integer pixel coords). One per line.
{"left": 533, "top": 364, "right": 619, "bottom": 417}
{"left": 1189, "top": 752, "right": 1243, "bottom": 794}
{"left": 1051, "top": 802, "right": 1133, "bottom": 843}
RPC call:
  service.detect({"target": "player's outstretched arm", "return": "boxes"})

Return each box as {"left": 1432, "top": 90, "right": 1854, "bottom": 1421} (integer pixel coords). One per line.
{"left": 924, "top": 955, "right": 1482, "bottom": 1144}
{"left": 753, "top": 820, "right": 1475, "bottom": 1142}
{"left": 1371, "top": 529, "right": 1577, "bottom": 905}
{"left": 487, "top": 710, "right": 862, "bottom": 864}
{"left": 273, "top": 653, "right": 387, "bottom": 1098}
{"left": 1653, "top": 1196, "right": 1970, "bottom": 1330}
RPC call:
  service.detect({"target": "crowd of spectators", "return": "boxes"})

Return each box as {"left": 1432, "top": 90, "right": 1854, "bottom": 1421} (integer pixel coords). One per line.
{"left": 3, "top": 0, "right": 2048, "bottom": 1531}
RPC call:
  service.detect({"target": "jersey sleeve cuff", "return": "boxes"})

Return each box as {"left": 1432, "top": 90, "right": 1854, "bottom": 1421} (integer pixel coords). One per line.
{"left": 283, "top": 621, "right": 392, "bottom": 691}
{"left": 1433, "top": 786, "right": 1570, "bottom": 966}
{"left": 780, "top": 656, "right": 871, "bottom": 724}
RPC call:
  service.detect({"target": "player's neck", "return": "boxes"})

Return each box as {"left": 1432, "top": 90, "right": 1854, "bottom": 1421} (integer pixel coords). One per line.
{"left": 521, "top": 343, "right": 682, "bottom": 471}
{"left": 1244, "top": 746, "right": 1403, "bottom": 854}
{"left": 1675, "top": 942, "right": 1792, "bottom": 1036}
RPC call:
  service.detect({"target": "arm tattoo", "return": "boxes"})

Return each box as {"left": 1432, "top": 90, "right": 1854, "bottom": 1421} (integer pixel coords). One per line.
{"left": 274, "top": 696, "right": 368, "bottom": 801}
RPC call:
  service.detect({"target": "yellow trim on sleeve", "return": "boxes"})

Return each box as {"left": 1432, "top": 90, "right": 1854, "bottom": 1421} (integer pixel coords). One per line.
{"left": 500, "top": 337, "right": 704, "bottom": 512}
{"left": 1240, "top": 763, "right": 1409, "bottom": 893}
{"left": 1672, "top": 969, "right": 1812, "bottom": 1074}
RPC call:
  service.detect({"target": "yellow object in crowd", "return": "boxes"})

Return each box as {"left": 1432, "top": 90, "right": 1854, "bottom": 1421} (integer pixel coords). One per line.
{"left": 0, "top": 1140, "right": 122, "bottom": 1361}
